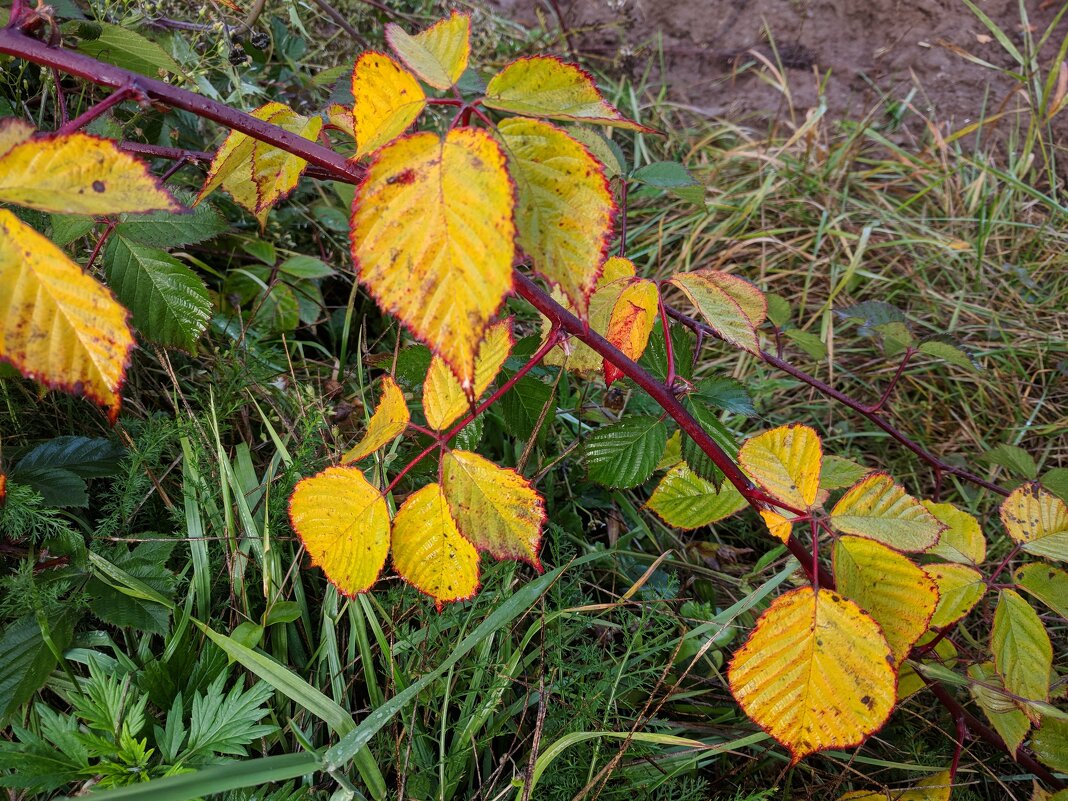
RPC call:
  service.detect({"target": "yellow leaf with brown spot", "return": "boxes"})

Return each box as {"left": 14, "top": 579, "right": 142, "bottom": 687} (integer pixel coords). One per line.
{"left": 604, "top": 278, "right": 658, "bottom": 386}
{"left": 838, "top": 770, "right": 953, "bottom": 801}
{"left": 833, "top": 536, "right": 939, "bottom": 665}
{"left": 0, "top": 118, "right": 34, "bottom": 157}
{"left": 341, "top": 376, "right": 409, "bottom": 464}
{"left": 830, "top": 472, "right": 944, "bottom": 552}
{"left": 0, "top": 210, "right": 134, "bottom": 421}
{"left": 498, "top": 117, "right": 614, "bottom": 314}
{"left": 485, "top": 56, "right": 652, "bottom": 131}
{"left": 737, "top": 424, "right": 822, "bottom": 510}
{"left": 669, "top": 269, "right": 766, "bottom": 354}
{"left": 728, "top": 587, "right": 896, "bottom": 764}
{"left": 391, "top": 482, "right": 480, "bottom": 609}
{"left": 385, "top": 11, "right": 470, "bottom": 90}
{"left": 350, "top": 52, "right": 426, "bottom": 158}
{"left": 423, "top": 318, "right": 513, "bottom": 431}
{"left": 441, "top": 449, "right": 545, "bottom": 568}
{"left": 928, "top": 562, "right": 985, "bottom": 627}
{"left": 922, "top": 500, "right": 986, "bottom": 564}
{"left": 0, "top": 129, "right": 178, "bottom": 215}
{"left": 351, "top": 129, "right": 515, "bottom": 388}
{"left": 1000, "top": 481, "right": 1068, "bottom": 562}
{"left": 288, "top": 466, "right": 390, "bottom": 596}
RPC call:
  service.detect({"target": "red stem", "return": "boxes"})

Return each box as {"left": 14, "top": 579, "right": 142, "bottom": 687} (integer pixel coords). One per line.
{"left": 656, "top": 284, "right": 676, "bottom": 390}
{"left": 869, "top": 347, "right": 915, "bottom": 414}
{"left": 58, "top": 84, "right": 139, "bottom": 134}
{"left": 85, "top": 220, "right": 117, "bottom": 271}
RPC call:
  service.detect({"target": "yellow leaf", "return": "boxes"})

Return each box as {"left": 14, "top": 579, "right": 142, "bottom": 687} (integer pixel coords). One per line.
{"left": 969, "top": 661, "right": 1031, "bottom": 755}
{"left": 350, "top": 52, "right": 427, "bottom": 158}
{"left": 898, "top": 634, "right": 957, "bottom": 700}
{"left": 484, "top": 56, "right": 651, "bottom": 131}
{"left": 728, "top": 587, "right": 896, "bottom": 764}
{"left": 498, "top": 117, "right": 613, "bottom": 313}
{"left": 351, "top": 129, "right": 515, "bottom": 389}
{"left": 928, "top": 562, "right": 985, "bottom": 627}
{"left": 0, "top": 210, "right": 134, "bottom": 421}
{"left": 1000, "top": 482, "right": 1068, "bottom": 562}
{"left": 385, "top": 11, "right": 470, "bottom": 90}
{"left": 669, "top": 269, "right": 767, "bottom": 355}
{"left": 656, "top": 430, "right": 684, "bottom": 471}
{"left": 992, "top": 588, "right": 1052, "bottom": 722}
{"left": 646, "top": 462, "right": 747, "bottom": 529}
{"left": 838, "top": 770, "right": 953, "bottom": 801}
{"left": 0, "top": 117, "right": 34, "bottom": 157}
{"left": 544, "top": 256, "right": 634, "bottom": 373}
{"left": 341, "top": 376, "right": 409, "bottom": 464}
{"left": 198, "top": 102, "right": 293, "bottom": 200}
{"left": 921, "top": 500, "right": 986, "bottom": 564}
{"left": 829, "top": 472, "right": 944, "bottom": 552}
{"left": 737, "top": 424, "right": 822, "bottom": 510}
{"left": 423, "top": 318, "right": 513, "bottom": 431}
{"left": 603, "top": 278, "right": 658, "bottom": 386}
{"left": 288, "top": 466, "right": 390, "bottom": 596}
{"left": 759, "top": 509, "right": 793, "bottom": 543}
{"left": 327, "top": 103, "right": 356, "bottom": 138}
{"left": 0, "top": 129, "right": 178, "bottom": 215}
{"left": 440, "top": 449, "right": 545, "bottom": 568}
{"left": 252, "top": 114, "right": 323, "bottom": 215}
{"left": 391, "top": 482, "right": 480, "bottom": 609}
{"left": 833, "top": 536, "right": 939, "bottom": 665}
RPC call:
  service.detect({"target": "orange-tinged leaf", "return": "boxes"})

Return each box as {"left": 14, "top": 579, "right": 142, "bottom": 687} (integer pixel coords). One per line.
{"left": 544, "top": 256, "right": 634, "bottom": 372}
{"left": 198, "top": 102, "right": 293, "bottom": 200}
{"left": 759, "top": 509, "right": 793, "bottom": 543}
{"left": 251, "top": 114, "right": 323, "bottom": 215}
{"left": 992, "top": 588, "right": 1052, "bottom": 723}
{"left": 423, "top": 318, "right": 513, "bottom": 431}
{"left": 0, "top": 472, "right": 5, "bottom": 506}
{"left": 0, "top": 118, "right": 34, "bottom": 157}
{"left": 604, "top": 278, "right": 658, "bottom": 386}
{"left": 0, "top": 210, "right": 134, "bottom": 421}
{"left": 498, "top": 117, "right": 613, "bottom": 313}
{"left": 0, "top": 130, "right": 178, "bottom": 215}
{"left": 1000, "top": 481, "right": 1068, "bottom": 561}
{"left": 833, "top": 536, "right": 939, "bottom": 665}
{"left": 928, "top": 562, "right": 985, "bottom": 627}
{"left": 923, "top": 500, "right": 986, "bottom": 564}
{"left": 737, "top": 424, "right": 822, "bottom": 510}
{"left": 728, "top": 587, "right": 896, "bottom": 764}
{"left": 351, "top": 52, "right": 427, "bottom": 158}
{"left": 669, "top": 269, "right": 766, "bottom": 354}
{"left": 351, "top": 129, "right": 515, "bottom": 389}
{"left": 288, "top": 466, "right": 390, "bottom": 596}
{"left": 341, "top": 376, "right": 409, "bottom": 464}
{"left": 484, "top": 56, "right": 651, "bottom": 131}
{"left": 646, "top": 462, "right": 747, "bottom": 529}
{"left": 441, "top": 449, "right": 545, "bottom": 568}
{"left": 385, "top": 11, "right": 470, "bottom": 90}
{"left": 830, "top": 472, "right": 944, "bottom": 552}
{"left": 391, "top": 482, "right": 480, "bottom": 608}
{"left": 838, "top": 770, "right": 953, "bottom": 801}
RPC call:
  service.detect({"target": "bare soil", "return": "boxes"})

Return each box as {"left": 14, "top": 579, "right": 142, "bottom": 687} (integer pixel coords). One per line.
{"left": 490, "top": 0, "right": 1068, "bottom": 137}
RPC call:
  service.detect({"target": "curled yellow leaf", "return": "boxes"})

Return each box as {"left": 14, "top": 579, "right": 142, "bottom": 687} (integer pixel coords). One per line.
{"left": 351, "top": 52, "right": 427, "bottom": 159}
{"left": 385, "top": 11, "right": 470, "bottom": 90}
{"left": 0, "top": 210, "right": 134, "bottom": 421}
{"left": 341, "top": 376, "right": 409, "bottom": 464}
{"left": 603, "top": 278, "right": 658, "bottom": 386}
{"left": 423, "top": 318, "right": 513, "bottom": 431}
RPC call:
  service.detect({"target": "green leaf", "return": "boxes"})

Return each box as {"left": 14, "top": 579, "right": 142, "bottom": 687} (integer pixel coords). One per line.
{"left": 500, "top": 374, "right": 554, "bottom": 440}
{"left": 49, "top": 213, "right": 95, "bottom": 246}
{"left": 1015, "top": 563, "right": 1068, "bottom": 620}
{"left": 765, "top": 294, "right": 791, "bottom": 328}
{"left": 991, "top": 589, "right": 1052, "bottom": 717}
{"left": 1033, "top": 716, "right": 1068, "bottom": 772}
{"left": 394, "top": 345, "right": 432, "bottom": 388}
{"left": 646, "top": 462, "right": 747, "bottom": 529}
{"left": 967, "top": 662, "right": 1031, "bottom": 755}
{"left": 567, "top": 127, "right": 626, "bottom": 178}
{"left": 10, "top": 436, "right": 125, "bottom": 508}
{"left": 639, "top": 320, "right": 694, "bottom": 382}
{"left": 680, "top": 398, "right": 736, "bottom": 485}
{"left": 265, "top": 601, "right": 302, "bottom": 627}
{"left": 116, "top": 202, "right": 227, "bottom": 248}
{"left": 88, "top": 541, "right": 177, "bottom": 633}
{"left": 0, "top": 613, "right": 75, "bottom": 721}
{"left": 819, "top": 455, "right": 870, "bottom": 490}
{"left": 631, "top": 161, "right": 703, "bottom": 204}
{"left": 1043, "top": 467, "right": 1068, "bottom": 502}
{"left": 836, "top": 300, "right": 906, "bottom": 332}
{"left": 183, "top": 673, "right": 276, "bottom": 761}
{"left": 694, "top": 376, "right": 755, "bottom": 416}
{"left": 918, "top": 337, "right": 978, "bottom": 370}
{"left": 65, "top": 21, "right": 181, "bottom": 76}
{"left": 585, "top": 415, "right": 667, "bottom": 488}
{"left": 105, "top": 236, "right": 212, "bottom": 350}
{"left": 983, "top": 444, "right": 1039, "bottom": 480}
{"left": 784, "top": 328, "right": 827, "bottom": 360}
{"left": 278, "top": 255, "right": 335, "bottom": 279}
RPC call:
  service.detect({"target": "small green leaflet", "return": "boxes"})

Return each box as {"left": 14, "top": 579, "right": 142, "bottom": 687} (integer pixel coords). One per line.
{"left": 585, "top": 415, "right": 667, "bottom": 488}
{"left": 115, "top": 200, "right": 228, "bottom": 248}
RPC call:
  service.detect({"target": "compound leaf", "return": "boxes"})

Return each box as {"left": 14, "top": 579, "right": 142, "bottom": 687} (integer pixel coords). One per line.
{"left": 498, "top": 117, "right": 613, "bottom": 313}
{"left": 585, "top": 415, "right": 667, "bottom": 489}
{"left": 423, "top": 318, "right": 512, "bottom": 431}
{"left": 288, "top": 466, "right": 390, "bottom": 596}
{"left": 922, "top": 500, "right": 986, "bottom": 564}
{"left": 669, "top": 269, "right": 766, "bottom": 355}
{"left": 0, "top": 210, "right": 134, "bottom": 421}
{"left": 1015, "top": 563, "right": 1068, "bottom": 620}
{"left": 927, "top": 562, "right": 985, "bottom": 628}
{"left": 603, "top": 278, "right": 658, "bottom": 386}
{"left": 385, "top": 12, "right": 470, "bottom": 90}
{"left": 646, "top": 463, "right": 746, "bottom": 529}
{"left": 830, "top": 472, "right": 943, "bottom": 552}
{"left": 391, "top": 482, "right": 480, "bottom": 609}
{"left": 737, "top": 424, "right": 822, "bottom": 510}
{"left": 441, "top": 449, "right": 544, "bottom": 568}
{"left": 0, "top": 126, "right": 178, "bottom": 215}
{"left": 992, "top": 589, "right": 1052, "bottom": 722}
{"left": 485, "top": 56, "right": 651, "bottom": 130}
{"left": 728, "top": 587, "right": 895, "bottom": 764}
{"left": 833, "top": 536, "right": 939, "bottom": 665}
{"left": 352, "top": 129, "right": 515, "bottom": 388}
{"left": 350, "top": 52, "right": 427, "bottom": 158}
{"left": 1000, "top": 482, "right": 1068, "bottom": 562}
{"left": 341, "top": 376, "right": 409, "bottom": 464}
